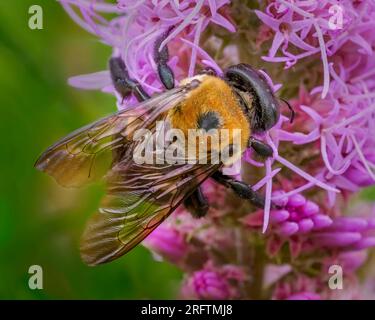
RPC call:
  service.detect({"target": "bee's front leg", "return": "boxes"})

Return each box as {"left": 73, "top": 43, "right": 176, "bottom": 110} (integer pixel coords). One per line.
{"left": 109, "top": 57, "right": 150, "bottom": 102}
{"left": 154, "top": 30, "right": 175, "bottom": 90}
{"left": 211, "top": 171, "right": 265, "bottom": 209}
{"left": 109, "top": 57, "right": 151, "bottom": 164}
{"left": 248, "top": 136, "right": 274, "bottom": 158}
{"left": 184, "top": 187, "right": 209, "bottom": 218}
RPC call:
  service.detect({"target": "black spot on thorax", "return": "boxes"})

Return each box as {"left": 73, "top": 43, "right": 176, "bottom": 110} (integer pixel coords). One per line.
{"left": 197, "top": 111, "right": 221, "bottom": 131}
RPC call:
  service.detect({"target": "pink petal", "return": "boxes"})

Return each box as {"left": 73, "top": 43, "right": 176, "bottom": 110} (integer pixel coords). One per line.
{"left": 297, "top": 218, "right": 314, "bottom": 233}
{"left": 269, "top": 32, "right": 285, "bottom": 58}
{"left": 254, "top": 10, "right": 280, "bottom": 31}
{"left": 287, "top": 194, "right": 306, "bottom": 207}
{"left": 312, "top": 215, "right": 333, "bottom": 230}
{"left": 312, "top": 232, "right": 361, "bottom": 247}
{"left": 278, "top": 222, "right": 299, "bottom": 236}
{"left": 270, "top": 210, "right": 290, "bottom": 223}
{"left": 349, "top": 237, "right": 375, "bottom": 250}
{"left": 211, "top": 14, "right": 236, "bottom": 32}
{"left": 302, "top": 201, "right": 319, "bottom": 217}
{"left": 326, "top": 217, "right": 368, "bottom": 232}
{"left": 68, "top": 70, "right": 111, "bottom": 89}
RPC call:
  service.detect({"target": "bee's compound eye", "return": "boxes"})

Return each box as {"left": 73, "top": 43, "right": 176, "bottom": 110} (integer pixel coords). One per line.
{"left": 224, "top": 63, "right": 280, "bottom": 132}
{"left": 262, "top": 101, "right": 280, "bottom": 131}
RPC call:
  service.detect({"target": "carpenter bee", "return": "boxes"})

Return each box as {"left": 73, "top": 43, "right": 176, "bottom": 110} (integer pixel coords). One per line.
{"left": 35, "top": 33, "right": 292, "bottom": 266}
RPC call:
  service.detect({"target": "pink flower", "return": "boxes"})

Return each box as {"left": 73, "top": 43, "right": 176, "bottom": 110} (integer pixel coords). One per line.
{"left": 253, "top": 1, "right": 375, "bottom": 210}
{"left": 60, "top": 0, "right": 235, "bottom": 108}
{"left": 143, "top": 224, "right": 188, "bottom": 264}
{"left": 286, "top": 292, "right": 321, "bottom": 300}
{"left": 242, "top": 191, "right": 333, "bottom": 257}
{"left": 312, "top": 215, "right": 375, "bottom": 250}
{"left": 272, "top": 275, "right": 320, "bottom": 300}
{"left": 181, "top": 263, "right": 244, "bottom": 299}
{"left": 256, "top": 0, "right": 373, "bottom": 97}
{"left": 243, "top": 191, "right": 375, "bottom": 258}
{"left": 323, "top": 251, "right": 368, "bottom": 274}
{"left": 182, "top": 270, "right": 229, "bottom": 299}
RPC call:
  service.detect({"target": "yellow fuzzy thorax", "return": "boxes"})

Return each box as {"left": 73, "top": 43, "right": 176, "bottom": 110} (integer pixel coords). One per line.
{"left": 168, "top": 75, "right": 251, "bottom": 163}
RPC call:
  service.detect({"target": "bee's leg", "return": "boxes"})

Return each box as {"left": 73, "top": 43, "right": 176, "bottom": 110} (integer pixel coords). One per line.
{"left": 249, "top": 136, "right": 274, "bottom": 158}
{"left": 109, "top": 56, "right": 150, "bottom": 102}
{"left": 211, "top": 171, "right": 265, "bottom": 208}
{"left": 154, "top": 30, "right": 175, "bottom": 90}
{"left": 109, "top": 57, "right": 151, "bottom": 164}
{"left": 184, "top": 187, "right": 209, "bottom": 218}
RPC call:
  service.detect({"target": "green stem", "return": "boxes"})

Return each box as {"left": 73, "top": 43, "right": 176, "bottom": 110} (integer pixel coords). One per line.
{"left": 250, "top": 243, "right": 266, "bottom": 299}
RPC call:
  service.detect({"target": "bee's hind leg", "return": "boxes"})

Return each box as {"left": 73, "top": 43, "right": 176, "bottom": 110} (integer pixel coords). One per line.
{"left": 109, "top": 56, "right": 150, "bottom": 102}
{"left": 184, "top": 187, "right": 209, "bottom": 218}
{"left": 154, "top": 30, "right": 175, "bottom": 90}
{"left": 211, "top": 171, "right": 265, "bottom": 209}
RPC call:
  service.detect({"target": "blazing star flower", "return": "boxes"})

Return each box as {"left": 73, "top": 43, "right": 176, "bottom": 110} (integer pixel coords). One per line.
{"left": 242, "top": 192, "right": 332, "bottom": 236}
{"left": 286, "top": 292, "right": 321, "bottom": 300}
{"left": 241, "top": 191, "right": 333, "bottom": 257}
{"left": 181, "top": 263, "right": 245, "bottom": 299}
{"left": 143, "top": 223, "right": 188, "bottom": 264}
{"left": 61, "top": 0, "right": 375, "bottom": 300}
{"left": 323, "top": 250, "right": 368, "bottom": 274}
{"left": 60, "top": 0, "right": 235, "bottom": 108}
{"left": 243, "top": 191, "right": 375, "bottom": 258}
{"left": 256, "top": 0, "right": 375, "bottom": 205}
{"left": 312, "top": 215, "right": 375, "bottom": 250}
{"left": 182, "top": 269, "right": 231, "bottom": 299}
{"left": 272, "top": 275, "right": 320, "bottom": 300}
{"left": 255, "top": 0, "right": 372, "bottom": 98}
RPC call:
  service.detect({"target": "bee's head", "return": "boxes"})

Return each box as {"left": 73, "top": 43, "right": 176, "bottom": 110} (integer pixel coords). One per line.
{"left": 224, "top": 63, "right": 280, "bottom": 133}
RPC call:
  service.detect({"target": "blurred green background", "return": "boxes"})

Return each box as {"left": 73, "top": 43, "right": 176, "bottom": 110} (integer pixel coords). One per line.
{"left": 0, "top": 0, "right": 182, "bottom": 299}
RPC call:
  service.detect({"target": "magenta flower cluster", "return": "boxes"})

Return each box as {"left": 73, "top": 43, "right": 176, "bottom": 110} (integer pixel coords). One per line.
{"left": 61, "top": 0, "right": 375, "bottom": 299}
{"left": 256, "top": 0, "right": 375, "bottom": 200}
{"left": 61, "top": 0, "right": 233, "bottom": 107}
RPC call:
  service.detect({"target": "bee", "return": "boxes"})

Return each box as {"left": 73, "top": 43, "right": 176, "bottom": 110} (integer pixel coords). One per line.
{"left": 35, "top": 34, "right": 292, "bottom": 266}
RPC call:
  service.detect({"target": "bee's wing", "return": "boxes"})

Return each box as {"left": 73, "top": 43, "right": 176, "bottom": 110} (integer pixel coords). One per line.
{"left": 80, "top": 160, "right": 220, "bottom": 265}
{"left": 34, "top": 87, "right": 191, "bottom": 187}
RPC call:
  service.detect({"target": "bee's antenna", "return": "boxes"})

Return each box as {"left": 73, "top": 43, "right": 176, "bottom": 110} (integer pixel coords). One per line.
{"left": 280, "top": 98, "right": 295, "bottom": 124}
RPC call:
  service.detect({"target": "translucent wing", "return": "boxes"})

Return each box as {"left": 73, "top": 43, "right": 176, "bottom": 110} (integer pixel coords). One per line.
{"left": 80, "top": 158, "right": 220, "bottom": 265}
{"left": 34, "top": 86, "right": 191, "bottom": 187}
